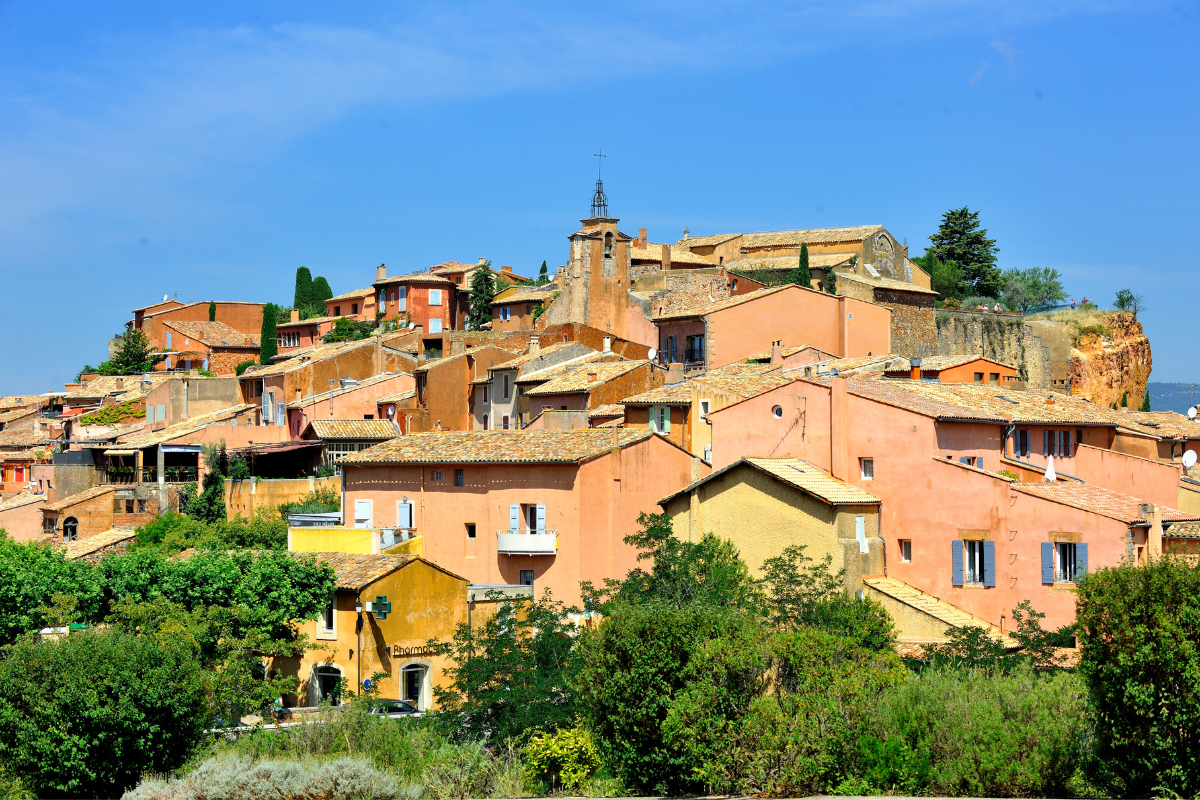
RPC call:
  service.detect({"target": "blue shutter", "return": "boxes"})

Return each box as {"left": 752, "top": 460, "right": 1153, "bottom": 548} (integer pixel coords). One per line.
{"left": 509, "top": 504, "right": 520, "bottom": 533}
{"left": 952, "top": 540, "right": 963, "bottom": 587}
{"left": 1076, "top": 542, "right": 1088, "bottom": 575}
{"left": 983, "top": 541, "right": 996, "bottom": 587}
{"left": 1041, "top": 542, "right": 1054, "bottom": 584}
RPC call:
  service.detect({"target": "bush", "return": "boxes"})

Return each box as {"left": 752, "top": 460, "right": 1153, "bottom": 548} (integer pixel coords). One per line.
{"left": 1077, "top": 558, "right": 1200, "bottom": 797}
{"left": 1073, "top": 323, "right": 1112, "bottom": 345}
{"left": 857, "top": 666, "right": 1092, "bottom": 797}
{"left": 0, "top": 533, "right": 103, "bottom": 645}
{"left": 0, "top": 629, "right": 207, "bottom": 798}
{"left": 134, "top": 509, "right": 287, "bottom": 554}
{"left": 234, "top": 359, "right": 257, "bottom": 376}
{"left": 278, "top": 486, "right": 341, "bottom": 519}
{"left": 524, "top": 727, "right": 600, "bottom": 793}
{"left": 124, "top": 755, "right": 403, "bottom": 800}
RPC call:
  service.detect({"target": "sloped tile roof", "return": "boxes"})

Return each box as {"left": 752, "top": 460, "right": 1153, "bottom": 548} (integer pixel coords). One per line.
{"left": 1166, "top": 521, "right": 1200, "bottom": 539}
{"left": 838, "top": 272, "right": 939, "bottom": 295}
{"left": 0, "top": 396, "right": 40, "bottom": 409}
{"left": 115, "top": 405, "right": 255, "bottom": 448}
{"left": 66, "top": 375, "right": 168, "bottom": 400}
{"left": 377, "top": 391, "right": 417, "bottom": 404}
{"left": 315, "top": 552, "right": 415, "bottom": 591}
{"left": 287, "top": 373, "right": 404, "bottom": 409}
{"left": 242, "top": 339, "right": 375, "bottom": 378}
{"left": 589, "top": 404, "right": 625, "bottom": 418}
{"left": 514, "top": 352, "right": 613, "bottom": 385}
{"left": 0, "top": 493, "right": 46, "bottom": 512}
{"left": 864, "top": 576, "right": 1004, "bottom": 636}
{"left": 326, "top": 287, "right": 377, "bottom": 303}
{"left": 629, "top": 244, "right": 719, "bottom": 266}
{"left": 0, "top": 421, "right": 53, "bottom": 448}
{"left": 525, "top": 361, "right": 648, "bottom": 396}
{"left": 0, "top": 449, "right": 40, "bottom": 463}
{"left": 1116, "top": 411, "right": 1200, "bottom": 441}
{"left": 341, "top": 429, "right": 653, "bottom": 466}
{"left": 814, "top": 354, "right": 906, "bottom": 373}
{"left": 43, "top": 485, "right": 116, "bottom": 512}
{"left": 808, "top": 377, "right": 1006, "bottom": 423}
{"left": 374, "top": 272, "right": 454, "bottom": 287}
{"left": 486, "top": 342, "right": 586, "bottom": 374}
{"left": 277, "top": 315, "right": 341, "bottom": 329}
{"left": 677, "top": 225, "right": 883, "bottom": 249}
{"left": 305, "top": 419, "right": 401, "bottom": 440}
{"left": 492, "top": 287, "right": 560, "bottom": 305}
{"left": 653, "top": 285, "right": 794, "bottom": 321}
{"left": 662, "top": 456, "right": 880, "bottom": 507}
{"left": 908, "top": 355, "right": 1016, "bottom": 372}
{"left": 726, "top": 253, "right": 856, "bottom": 271}
{"left": 622, "top": 383, "right": 693, "bottom": 405}
{"left": 0, "top": 407, "right": 37, "bottom": 425}
{"left": 161, "top": 321, "right": 261, "bottom": 348}
{"left": 1013, "top": 482, "right": 1199, "bottom": 524}
{"left": 694, "top": 364, "right": 792, "bottom": 400}
{"left": 64, "top": 528, "right": 137, "bottom": 560}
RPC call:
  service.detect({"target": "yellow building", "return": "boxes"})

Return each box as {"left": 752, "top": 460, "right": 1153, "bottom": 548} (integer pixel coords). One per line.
{"left": 659, "top": 456, "right": 882, "bottom": 591}
{"left": 278, "top": 552, "right": 529, "bottom": 709}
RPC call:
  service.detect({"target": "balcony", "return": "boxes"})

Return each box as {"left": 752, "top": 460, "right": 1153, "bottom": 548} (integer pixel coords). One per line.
{"left": 496, "top": 529, "right": 558, "bottom": 556}
{"left": 162, "top": 466, "right": 198, "bottom": 483}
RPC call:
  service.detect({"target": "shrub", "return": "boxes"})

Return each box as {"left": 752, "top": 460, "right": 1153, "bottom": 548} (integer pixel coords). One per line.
{"left": 1077, "top": 558, "right": 1200, "bottom": 797}
{"left": 124, "top": 755, "right": 404, "bottom": 800}
{"left": 278, "top": 486, "right": 341, "bottom": 519}
{"left": 0, "top": 533, "right": 103, "bottom": 645}
{"left": 234, "top": 359, "right": 257, "bottom": 376}
{"left": 80, "top": 399, "right": 145, "bottom": 426}
{"left": 524, "top": 727, "right": 601, "bottom": 793}
{"left": 858, "top": 666, "right": 1092, "bottom": 797}
{"left": 0, "top": 629, "right": 207, "bottom": 798}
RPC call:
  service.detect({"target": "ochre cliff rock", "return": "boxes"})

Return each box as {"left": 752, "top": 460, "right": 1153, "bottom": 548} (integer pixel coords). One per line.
{"left": 1069, "top": 312, "right": 1151, "bottom": 408}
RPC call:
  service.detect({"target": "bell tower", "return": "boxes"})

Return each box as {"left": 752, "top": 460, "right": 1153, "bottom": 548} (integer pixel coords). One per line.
{"left": 564, "top": 153, "right": 632, "bottom": 336}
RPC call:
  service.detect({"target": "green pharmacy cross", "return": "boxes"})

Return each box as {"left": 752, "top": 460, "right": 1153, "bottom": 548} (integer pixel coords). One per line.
{"left": 368, "top": 595, "right": 391, "bottom": 620}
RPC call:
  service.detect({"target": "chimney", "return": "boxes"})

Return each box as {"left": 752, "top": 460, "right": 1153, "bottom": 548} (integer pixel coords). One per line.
{"left": 588, "top": 371, "right": 599, "bottom": 383}
{"left": 478, "top": 258, "right": 487, "bottom": 266}
{"left": 528, "top": 335, "right": 540, "bottom": 356}
{"left": 770, "top": 341, "right": 783, "bottom": 365}
{"left": 115, "top": 378, "right": 125, "bottom": 390}
{"left": 638, "top": 228, "right": 647, "bottom": 248}
{"left": 603, "top": 336, "right": 612, "bottom": 353}
{"left": 909, "top": 357, "right": 922, "bottom": 381}
{"left": 501, "top": 266, "right": 513, "bottom": 276}
{"left": 376, "top": 264, "right": 387, "bottom": 281}
{"left": 665, "top": 362, "right": 685, "bottom": 384}
{"left": 661, "top": 243, "right": 672, "bottom": 271}
{"left": 290, "top": 309, "right": 300, "bottom": 323}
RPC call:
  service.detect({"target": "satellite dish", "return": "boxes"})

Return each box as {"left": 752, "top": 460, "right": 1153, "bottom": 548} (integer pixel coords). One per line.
{"left": 1185, "top": 450, "right": 1198, "bottom": 469}
{"left": 387, "top": 405, "right": 395, "bottom": 417}
{"left": 1044, "top": 455, "right": 1057, "bottom": 482}
{"left": 1190, "top": 406, "right": 1198, "bottom": 420}
{"left": 648, "top": 348, "right": 657, "bottom": 361}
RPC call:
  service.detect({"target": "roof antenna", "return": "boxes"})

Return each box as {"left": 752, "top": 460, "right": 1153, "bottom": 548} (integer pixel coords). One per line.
{"left": 591, "top": 151, "right": 608, "bottom": 217}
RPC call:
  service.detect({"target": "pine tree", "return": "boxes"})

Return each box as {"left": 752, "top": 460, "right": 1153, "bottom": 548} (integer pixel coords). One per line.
{"left": 1121, "top": 391, "right": 1129, "bottom": 409}
{"left": 97, "top": 330, "right": 163, "bottom": 375}
{"left": 928, "top": 207, "right": 1001, "bottom": 298}
{"left": 259, "top": 303, "right": 278, "bottom": 364}
{"left": 467, "top": 263, "right": 496, "bottom": 331}
{"left": 794, "top": 243, "right": 812, "bottom": 289}
{"left": 1139, "top": 393, "right": 1151, "bottom": 412}
{"left": 538, "top": 261, "right": 549, "bottom": 285}
{"left": 208, "top": 301, "right": 216, "bottom": 322}
{"left": 312, "top": 276, "right": 333, "bottom": 308}
{"left": 293, "top": 267, "right": 314, "bottom": 312}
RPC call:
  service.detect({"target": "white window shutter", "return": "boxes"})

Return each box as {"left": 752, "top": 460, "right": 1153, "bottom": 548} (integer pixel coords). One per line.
{"left": 509, "top": 504, "right": 520, "bottom": 532}
{"left": 397, "top": 502, "right": 412, "bottom": 528}
{"left": 536, "top": 504, "right": 546, "bottom": 533}
{"left": 429, "top": 318, "right": 442, "bottom": 333}
{"left": 354, "top": 500, "right": 372, "bottom": 529}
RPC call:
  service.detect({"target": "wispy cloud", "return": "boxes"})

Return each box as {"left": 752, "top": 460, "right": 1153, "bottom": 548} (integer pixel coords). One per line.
{"left": 970, "top": 60, "right": 990, "bottom": 85}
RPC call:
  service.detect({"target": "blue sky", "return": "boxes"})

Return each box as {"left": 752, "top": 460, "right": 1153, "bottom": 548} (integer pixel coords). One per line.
{"left": 1, "top": 0, "right": 1197, "bottom": 393}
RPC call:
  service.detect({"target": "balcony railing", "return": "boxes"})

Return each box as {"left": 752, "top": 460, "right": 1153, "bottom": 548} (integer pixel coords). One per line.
{"left": 379, "top": 528, "right": 418, "bottom": 549}
{"left": 162, "top": 466, "right": 198, "bottom": 483}
{"left": 496, "top": 528, "right": 558, "bottom": 556}
{"left": 105, "top": 468, "right": 138, "bottom": 485}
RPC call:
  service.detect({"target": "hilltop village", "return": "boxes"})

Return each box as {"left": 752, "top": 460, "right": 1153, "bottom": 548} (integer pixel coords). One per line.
{"left": 1, "top": 187, "right": 1197, "bottom": 710}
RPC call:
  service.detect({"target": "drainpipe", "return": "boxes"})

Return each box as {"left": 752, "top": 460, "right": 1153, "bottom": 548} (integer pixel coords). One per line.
{"left": 1004, "top": 421, "right": 1016, "bottom": 458}
{"left": 878, "top": 513, "right": 887, "bottom": 577}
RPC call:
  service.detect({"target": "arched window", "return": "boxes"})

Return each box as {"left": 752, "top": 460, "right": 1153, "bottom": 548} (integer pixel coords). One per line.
{"left": 603, "top": 231, "right": 614, "bottom": 259}
{"left": 62, "top": 517, "right": 78, "bottom": 542}
{"left": 401, "top": 663, "right": 430, "bottom": 709}
{"left": 311, "top": 665, "right": 344, "bottom": 706}
{"left": 482, "top": 414, "right": 489, "bottom": 431}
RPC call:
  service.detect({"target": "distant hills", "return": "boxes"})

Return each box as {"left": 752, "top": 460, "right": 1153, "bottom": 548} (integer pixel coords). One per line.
{"left": 1148, "top": 383, "right": 1200, "bottom": 415}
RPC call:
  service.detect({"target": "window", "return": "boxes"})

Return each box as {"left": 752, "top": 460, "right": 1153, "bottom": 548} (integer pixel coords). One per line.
{"left": 166, "top": 332, "right": 172, "bottom": 349}
{"left": 503, "top": 374, "right": 510, "bottom": 399}
{"left": 772, "top": 405, "right": 783, "bottom": 419}
{"left": 990, "top": 372, "right": 1000, "bottom": 385}
{"left": 899, "top": 540, "right": 912, "bottom": 562}
{"left": 313, "top": 666, "right": 343, "bottom": 706}
{"left": 1043, "top": 429, "right": 1073, "bottom": 458}
{"left": 364, "top": 414, "right": 373, "bottom": 419}
{"left": 62, "top": 517, "right": 78, "bottom": 542}
{"left": 973, "top": 372, "right": 983, "bottom": 384}
{"left": 114, "top": 498, "right": 122, "bottom": 513}
{"left": 429, "top": 289, "right": 442, "bottom": 306}
{"left": 650, "top": 406, "right": 670, "bottom": 434}
{"left": 699, "top": 399, "right": 711, "bottom": 419}
{"left": 1045, "top": 541, "right": 1087, "bottom": 583}
{"left": 397, "top": 501, "right": 413, "bottom": 529}
{"left": 498, "top": 306, "right": 511, "bottom": 322}
{"left": 333, "top": 305, "right": 341, "bottom": 316}
{"left": 665, "top": 335, "right": 677, "bottom": 363}
{"left": 482, "top": 386, "right": 489, "bottom": 403}
{"left": 1016, "top": 429, "right": 1030, "bottom": 457}
{"left": 401, "top": 664, "right": 425, "bottom": 707}
{"left": 379, "top": 289, "right": 387, "bottom": 307}
{"left": 685, "top": 334, "right": 705, "bottom": 363}
{"left": 432, "top": 470, "right": 443, "bottom": 481}
{"left": 320, "top": 594, "right": 336, "bottom": 636}
{"left": 455, "top": 468, "right": 465, "bottom": 486}
{"left": 429, "top": 318, "right": 443, "bottom": 333}
{"left": 398, "top": 286, "right": 407, "bottom": 311}
{"left": 466, "top": 523, "right": 476, "bottom": 539}
{"left": 353, "top": 499, "right": 372, "bottom": 529}
{"left": 125, "top": 499, "right": 135, "bottom": 514}
{"left": 184, "top": 358, "right": 192, "bottom": 371}
{"left": 964, "top": 540, "right": 986, "bottom": 584}
{"left": 959, "top": 456, "right": 980, "bottom": 468}
{"left": 502, "top": 415, "right": 509, "bottom": 429}
{"left": 482, "top": 413, "right": 488, "bottom": 430}
{"left": 137, "top": 499, "right": 147, "bottom": 514}
{"left": 352, "top": 303, "right": 358, "bottom": 314}
{"left": 855, "top": 515, "right": 868, "bottom": 553}
{"left": 860, "top": 458, "right": 874, "bottom": 480}
{"left": 952, "top": 539, "right": 995, "bottom": 587}
{"left": 520, "top": 569, "right": 534, "bottom": 586}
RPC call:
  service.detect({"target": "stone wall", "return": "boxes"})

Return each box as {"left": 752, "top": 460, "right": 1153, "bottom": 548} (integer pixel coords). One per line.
{"left": 935, "top": 309, "right": 1051, "bottom": 389}
{"left": 874, "top": 289, "right": 937, "bottom": 359}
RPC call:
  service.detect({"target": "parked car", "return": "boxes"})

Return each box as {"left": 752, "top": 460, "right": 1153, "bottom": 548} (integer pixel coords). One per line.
{"left": 369, "top": 699, "right": 422, "bottom": 719}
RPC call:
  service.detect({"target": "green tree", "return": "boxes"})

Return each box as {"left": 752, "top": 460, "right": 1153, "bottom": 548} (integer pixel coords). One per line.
{"left": 1001, "top": 266, "right": 1067, "bottom": 313}
{"left": 537, "top": 260, "right": 550, "bottom": 285}
{"left": 795, "top": 242, "right": 812, "bottom": 289}
{"left": 179, "top": 442, "right": 227, "bottom": 523}
{"left": 928, "top": 207, "right": 1001, "bottom": 297}
{"left": 323, "top": 317, "right": 376, "bottom": 343}
{"left": 432, "top": 589, "right": 578, "bottom": 743}
{"left": 467, "top": 262, "right": 496, "bottom": 330}
{"left": 1121, "top": 391, "right": 1129, "bottom": 409}
{"left": 825, "top": 268, "right": 837, "bottom": 294}
{"left": 1140, "top": 392, "right": 1151, "bottom": 412}
{"left": 293, "top": 266, "right": 314, "bottom": 312}
{"left": 208, "top": 301, "right": 216, "bottom": 321}
{"left": 311, "top": 276, "right": 333, "bottom": 308}
{"left": 234, "top": 359, "right": 257, "bottom": 376}
{"left": 1076, "top": 558, "right": 1200, "bottom": 797}
{"left": 1114, "top": 288, "right": 1146, "bottom": 319}
{"left": 259, "top": 302, "right": 278, "bottom": 364}
{"left": 0, "top": 629, "right": 208, "bottom": 798}
{"left": 0, "top": 533, "right": 103, "bottom": 645}
{"left": 96, "top": 329, "right": 163, "bottom": 376}
{"left": 916, "top": 252, "right": 966, "bottom": 300}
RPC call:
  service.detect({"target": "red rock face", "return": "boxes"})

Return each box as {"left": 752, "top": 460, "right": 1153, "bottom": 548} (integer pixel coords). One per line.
{"left": 1069, "top": 312, "right": 1152, "bottom": 408}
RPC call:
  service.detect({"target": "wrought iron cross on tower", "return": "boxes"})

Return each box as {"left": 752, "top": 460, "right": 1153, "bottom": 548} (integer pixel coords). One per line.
{"left": 591, "top": 151, "right": 609, "bottom": 217}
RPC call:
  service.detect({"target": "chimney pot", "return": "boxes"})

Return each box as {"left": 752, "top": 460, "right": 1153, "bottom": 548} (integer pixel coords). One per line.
{"left": 909, "top": 358, "right": 922, "bottom": 381}
{"left": 290, "top": 309, "right": 300, "bottom": 323}
{"left": 661, "top": 243, "right": 672, "bottom": 271}
{"left": 770, "top": 342, "right": 783, "bottom": 365}
{"left": 638, "top": 228, "right": 647, "bottom": 247}
{"left": 588, "top": 371, "right": 598, "bottom": 382}
{"left": 376, "top": 264, "right": 387, "bottom": 281}
{"left": 528, "top": 335, "right": 540, "bottom": 356}
{"left": 603, "top": 336, "right": 612, "bottom": 353}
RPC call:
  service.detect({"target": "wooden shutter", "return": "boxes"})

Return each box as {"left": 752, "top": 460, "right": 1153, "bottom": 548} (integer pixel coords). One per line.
{"left": 1064, "top": 430, "right": 1072, "bottom": 457}
{"left": 983, "top": 540, "right": 996, "bottom": 587}
{"left": 397, "top": 502, "right": 412, "bottom": 529}
{"left": 855, "top": 516, "right": 867, "bottom": 554}
{"left": 536, "top": 504, "right": 546, "bottom": 533}
{"left": 1043, "top": 430, "right": 1050, "bottom": 457}
{"left": 354, "top": 500, "right": 372, "bottom": 529}
{"left": 1041, "top": 542, "right": 1054, "bottom": 584}
{"left": 1076, "top": 542, "right": 1088, "bottom": 575}
{"left": 952, "top": 540, "right": 963, "bottom": 586}
{"left": 663, "top": 407, "right": 671, "bottom": 434}
{"left": 509, "top": 504, "right": 520, "bottom": 532}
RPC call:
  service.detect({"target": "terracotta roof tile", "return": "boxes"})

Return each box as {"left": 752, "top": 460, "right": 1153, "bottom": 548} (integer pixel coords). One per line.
{"left": 161, "top": 321, "right": 261, "bottom": 348}
{"left": 0, "top": 396, "right": 40, "bottom": 409}
{"left": 377, "top": 391, "right": 417, "bottom": 404}
{"left": 1117, "top": 411, "right": 1200, "bottom": 441}
{"left": 115, "top": 405, "right": 255, "bottom": 449}
{"left": 242, "top": 339, "right": 375, "bottom": 378}
{"left": 589, "top": 404, "right": 625, "bottom": 418}
{"left": 66, "top": 375, "right": 168, "bottom": 400}
{"left": 277, "top": 315, "right": 342, "bottom": 328}
{"left": 1013, "top": 482, "right": 1200, "bottom": 524}
{"left": 726, "top": 253, "right": 856, "bottom": 271}
{"left": 622, "top": 383, "right": 693, "bottom": 405}
{"left": 0, "top": 493, "right": 45, "bottom": 512}
{"left": 677, "top": 225, "right": 883, "bottom": 249}
{"left": 865, "top": 576, "right": 1004, "bottom": 636}
{"left": 525, "top": 361, "right": 648, "bottom": 396}
{"left": 0, "top": 420, "right": 54, "bottom": 448}
{"left": 287, "top": 373, "right": 405, "bottom": 409}
{"left": 662, "top": 456, "right": 880, "bottom": 507}
{"left": 314, "top": 552, "right": 417, "bottom": 591}
{"left": 342, "top": 429, "right": 653, "bottom": 466}
{"left": 491, "top": 287, "right": 560, "bottom": 305}
{"left": 838, "top": 272, "right": 939, "bottom": 295}
{"left": 373, "top": 272, "right": 454, "bottom": 287}
{"left": 486, "top": 342, "right": 587, "bottom": 374}
{"left": 652, "top": 285, "right": 794, "bottom": 321}
{"left": 908, "top": 355, "right": 1016, "bottom": 372}
{"left": 43, "top": 485, "right": 116, "bottom": 512}
{"left": 0, "top": 407, "right": 37, "bottom": 425}
{"left": 64, "top": 528, "right": 137, "bottom": 560}
{"left": 629, "top": 244, "right": 719, "bottom": 266}
{"left": 1166, "top": 521, "right": 1200, "bottom": 539}
{"left": 326, "top": 287, "right": 377, "bottom": 303}
{"left": 305, "top": 419, "right": 401, "bottom": 440}
{"left": 694, "top": 364, "right": 792, "bottom": 399}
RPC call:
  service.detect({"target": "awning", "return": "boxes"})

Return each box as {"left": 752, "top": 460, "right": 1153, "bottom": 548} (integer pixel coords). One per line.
{"left": 161, "top": 445, "right": 204, "bottom": 454}
{"left": 103, "top": 449, "right": 138, "bottom": 456}
{"left": 230, "top": 441, "right": 320, "bottom": 455}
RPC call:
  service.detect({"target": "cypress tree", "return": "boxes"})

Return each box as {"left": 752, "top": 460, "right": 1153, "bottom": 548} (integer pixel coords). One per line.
{"left": 1121, "top": 391, "right": 1129, "bottom": 409}
{"left": 794, "top": 242, "right": 812, "bottom": 289}
{"left": 538, "top": 261, "right": 549, "bottom": 285}
{"left": 294, "top": 267, "right": 314, "bottom": 311}
{"left": 259, "top": 303, "right": 278, "bottom": 364}
{"left": 467, "top": 263, "right": 496, "bottom": 331}
{"left": 1139, "top": 393, "right": 1151, "bottom": 412}
{"left": 311, "top": 276, "right": 333, "bottom": 312}
{"left": 208, "top": 301, "right": 216, "bottom": 322}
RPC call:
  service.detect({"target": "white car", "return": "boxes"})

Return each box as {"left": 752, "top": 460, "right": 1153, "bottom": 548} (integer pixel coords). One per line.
{"left": 369, "top": 699, "right": 423, "bottom": 719}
